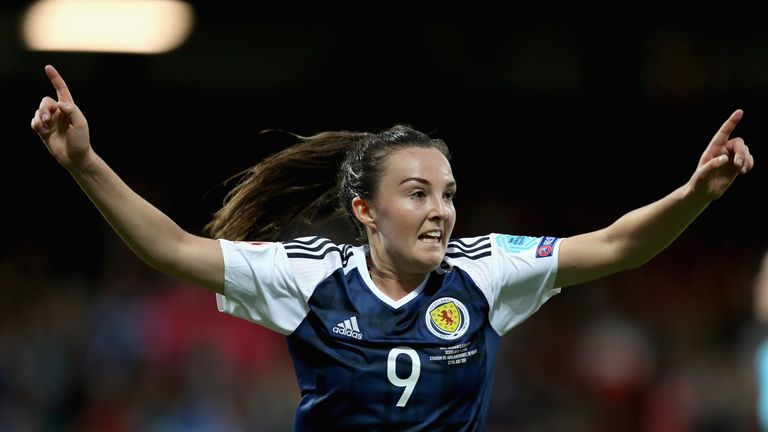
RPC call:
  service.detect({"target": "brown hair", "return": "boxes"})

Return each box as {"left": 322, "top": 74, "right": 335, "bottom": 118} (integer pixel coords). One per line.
{"left": 205, "top": 124, "right": 451, "bottom": 242}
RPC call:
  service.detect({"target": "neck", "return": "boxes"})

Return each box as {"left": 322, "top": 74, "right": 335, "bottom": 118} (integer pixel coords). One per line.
{"left": 368, "top": 269, "right": 426, "bottom": 301}
{"left": 366, "top": 250, "right": 427, "bottom": 301}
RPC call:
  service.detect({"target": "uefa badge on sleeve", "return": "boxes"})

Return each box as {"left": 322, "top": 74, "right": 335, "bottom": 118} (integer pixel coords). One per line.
{"left": 535, "top": 236, "right": 559, "bottom": 258}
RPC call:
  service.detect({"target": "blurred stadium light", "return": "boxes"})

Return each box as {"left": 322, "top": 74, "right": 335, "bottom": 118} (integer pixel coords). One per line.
{"left": 22, "top": 0, "right": 194, "bottom": 54}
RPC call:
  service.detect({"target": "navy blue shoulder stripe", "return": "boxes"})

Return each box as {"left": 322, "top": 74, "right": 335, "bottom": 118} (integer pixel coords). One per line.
{"left": 284, "top": 238, "right": 334, "bottom": 253}
{"left": 448, "top": 236, "right": 490, "bottom": 249}
{"left": 447, "top": 238, "right": 490, "bottom": 254}
{"left": 445, "top": 250, "right": 492, "bottom": 260}
{"left": 447, "top": 242, "right": 491, "bottom": 255}
{"left": 286, "top": 244, "right": 353, "bottom": 266}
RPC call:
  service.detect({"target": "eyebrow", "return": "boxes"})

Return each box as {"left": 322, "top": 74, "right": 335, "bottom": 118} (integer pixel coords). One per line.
{"left": 399, "top": 177, "right": 457, "bottom": 187}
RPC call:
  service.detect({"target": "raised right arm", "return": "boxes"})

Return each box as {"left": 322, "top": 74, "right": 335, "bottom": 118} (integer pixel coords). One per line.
{"left": 31, "top": 65, "right": 224, "bottom": 294}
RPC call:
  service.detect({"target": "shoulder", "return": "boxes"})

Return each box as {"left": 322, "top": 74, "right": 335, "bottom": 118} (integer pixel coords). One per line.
{"left": 221, "top": 236, "right": 362, "bottom": 301}
{"left": 282, "top": 236, "right": 355, "bottom": 268}
{"left": 281, "top": 236, "right": 361, "bottom": 293}
{"left": 445, "top": 235, "right": 493, "bottom": 261}
{"left": 444, "top": 233, "right": 545, "bottom": 264}
{"left": 441, "top": 235, "right": 494, "bottom": 288}
{"left": 443, "top": 234, "right": 561, "bottom": 262}
{"left": 441, "top": 233, "right": 561, "bottom": 284}
{"left": 219, "top": 236, "right": 358, "bottom": 282}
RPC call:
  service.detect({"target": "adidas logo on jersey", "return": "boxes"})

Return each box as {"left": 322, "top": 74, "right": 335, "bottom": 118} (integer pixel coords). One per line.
{"left": 333, "top": 316, "right": 363, "bottom": 340}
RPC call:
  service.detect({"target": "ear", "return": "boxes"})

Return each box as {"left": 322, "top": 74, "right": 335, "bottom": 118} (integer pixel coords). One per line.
{"left": 351, "top": 196, "right": 376, "bottom": 230}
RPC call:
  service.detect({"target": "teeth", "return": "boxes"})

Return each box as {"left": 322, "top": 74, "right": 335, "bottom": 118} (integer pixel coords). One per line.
{"left": 423, "top": 231, "right": 441, "bottom": 239}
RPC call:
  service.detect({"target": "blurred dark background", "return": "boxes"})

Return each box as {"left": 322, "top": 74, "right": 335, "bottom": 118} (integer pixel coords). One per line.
{"left": 2, "top": 3, "right": 767, "bottom": 431}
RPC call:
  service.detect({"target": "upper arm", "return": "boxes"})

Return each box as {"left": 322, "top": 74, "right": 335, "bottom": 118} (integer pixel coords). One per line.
{"left": 555, "top": 228, "right": 628, "bottom": 288}
{"left": 162, "top": 232, "right": 224, "bottom": 294}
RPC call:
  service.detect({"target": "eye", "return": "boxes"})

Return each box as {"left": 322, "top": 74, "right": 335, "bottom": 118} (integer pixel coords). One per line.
{"left": 410, "top": 189, "right": 427, "bottom": 199}
{"left": 444, "top": 190, "right": 457, "bottom": 201}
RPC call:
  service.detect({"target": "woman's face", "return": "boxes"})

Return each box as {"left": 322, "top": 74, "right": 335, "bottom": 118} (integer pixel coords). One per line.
{"left": 367, "top": 146, "right": 457, "bottom": 274}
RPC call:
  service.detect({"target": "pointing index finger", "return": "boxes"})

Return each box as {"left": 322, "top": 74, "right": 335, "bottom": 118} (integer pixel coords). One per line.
{"left": 712, "top": 109, "right": 743, "bottom": 144}
{"left": 44, "top": 64, "right": 75, "bottom": 104}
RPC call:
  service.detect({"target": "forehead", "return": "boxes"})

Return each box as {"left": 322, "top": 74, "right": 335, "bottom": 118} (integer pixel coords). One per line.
{"left": 381, "top": 147, "right": 454, "bottom": 182}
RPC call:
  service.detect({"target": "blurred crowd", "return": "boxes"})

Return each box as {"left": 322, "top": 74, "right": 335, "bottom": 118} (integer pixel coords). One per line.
{"left": 1, "top": 228, "right": 765, "bottom": 431}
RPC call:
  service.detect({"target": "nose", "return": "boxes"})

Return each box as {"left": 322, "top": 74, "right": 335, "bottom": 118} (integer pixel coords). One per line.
{"left": 429, "top": 196, "right": 449, "bottom": 221}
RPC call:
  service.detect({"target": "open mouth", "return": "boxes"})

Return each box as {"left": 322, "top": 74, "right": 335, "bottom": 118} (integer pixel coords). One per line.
{"left": 418, "top": 230, "right": 442, "bottom": 244}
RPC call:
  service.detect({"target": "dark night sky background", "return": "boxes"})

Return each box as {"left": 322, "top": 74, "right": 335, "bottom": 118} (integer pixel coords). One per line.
{"left": 3, "top": 6, "right": 766, "bottom": 276}
{"left": 1, "top": 4, "right": 768, "bottom": 430}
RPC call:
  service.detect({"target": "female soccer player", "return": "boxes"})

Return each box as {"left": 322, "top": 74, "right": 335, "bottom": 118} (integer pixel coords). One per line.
{"left": 31, "top": 64, "right": 754, "bottom": 430}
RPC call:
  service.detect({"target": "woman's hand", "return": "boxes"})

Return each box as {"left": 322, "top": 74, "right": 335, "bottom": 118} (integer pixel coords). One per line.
{"left": 31, "top": 65, "right": 93, "bottom": 171}
{"left": 689, "top": 109, "right": 754, "bottom": 201}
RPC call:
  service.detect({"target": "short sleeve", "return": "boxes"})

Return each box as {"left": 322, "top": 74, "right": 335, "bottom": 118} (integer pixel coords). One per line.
{"left": 215, "top": 239, "right": 307, "bottom": 335}
{"left": 442, "top": 234, "right": 561, "bottom": 336}
{"left": 489, "top": 234, "right": 561, "bottom": 335}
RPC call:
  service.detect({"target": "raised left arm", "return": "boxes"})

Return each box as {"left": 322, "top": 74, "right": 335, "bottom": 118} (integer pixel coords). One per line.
{"left": 555, "top": 109, "right": 754, "bottom": 288}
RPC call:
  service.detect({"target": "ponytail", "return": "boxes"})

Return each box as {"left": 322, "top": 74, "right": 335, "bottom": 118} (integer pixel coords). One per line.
{"left": 204, "top": 130, "right": 365, "bottom": 241}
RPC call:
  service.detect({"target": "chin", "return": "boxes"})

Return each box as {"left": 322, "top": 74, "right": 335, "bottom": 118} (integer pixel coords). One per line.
{"left": 405, "top": 241, "right": 446, "bottom": 272}
{"left": 418, "top": 250, "right": 446, "bottom": 271}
